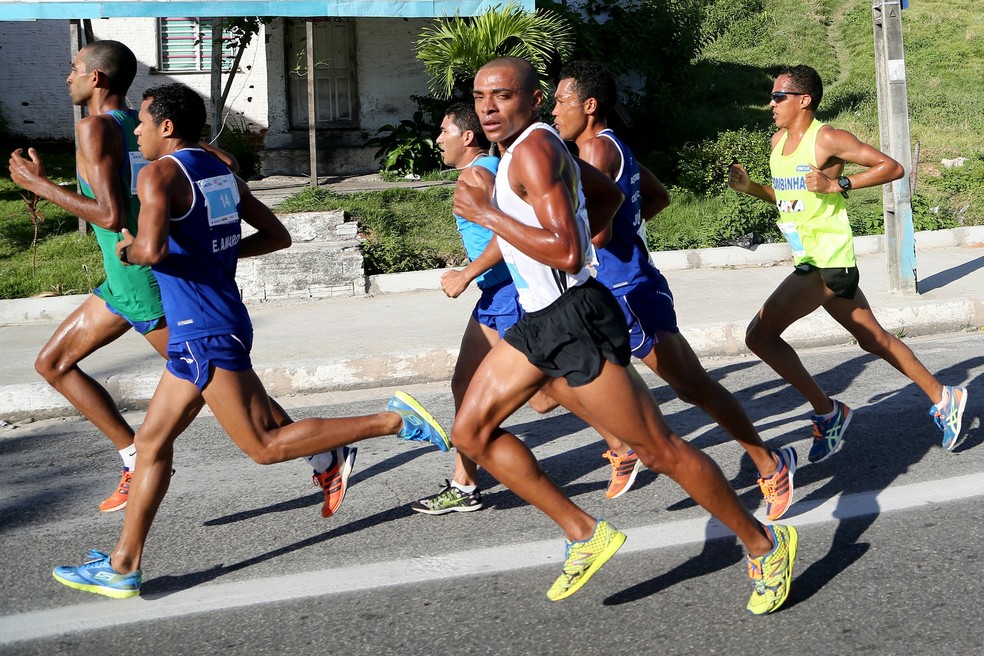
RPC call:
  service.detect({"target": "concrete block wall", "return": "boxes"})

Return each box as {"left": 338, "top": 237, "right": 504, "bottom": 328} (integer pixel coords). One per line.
{"left": 236, "top": 210, "right": 366, "bottom": 300}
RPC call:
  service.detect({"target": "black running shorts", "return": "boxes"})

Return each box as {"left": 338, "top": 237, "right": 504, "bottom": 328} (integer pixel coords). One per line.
{"left": 504, "top": 277, "right": 631, "bottom": 387}
{"left": 794, "top": 263, "right": 860, "bottom": 299}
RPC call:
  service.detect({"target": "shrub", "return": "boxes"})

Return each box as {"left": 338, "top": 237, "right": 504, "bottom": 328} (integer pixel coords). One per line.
{"left": 219, "top": 112, "right": 263, "bottom": 180}
{"left": 366, "top": 110, "right": 443, "bottom": 177}
{"left": 677, "top": 127, "right": 772, "bottom": 195}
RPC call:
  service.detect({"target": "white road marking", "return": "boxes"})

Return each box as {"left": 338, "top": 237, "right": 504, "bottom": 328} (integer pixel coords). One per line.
{"left": 3, "top": 472, "right": 984, "bottom": 645}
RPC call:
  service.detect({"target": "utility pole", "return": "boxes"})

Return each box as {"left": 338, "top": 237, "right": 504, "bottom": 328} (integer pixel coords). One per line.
{"left": 872, "top": 0, "right": 917, "bottom": 294}
{"left": 306, "top": 19, "right": 319, "bottom": 187}
{"left": 70, "top": 19, "right": 87, "bottom": 234}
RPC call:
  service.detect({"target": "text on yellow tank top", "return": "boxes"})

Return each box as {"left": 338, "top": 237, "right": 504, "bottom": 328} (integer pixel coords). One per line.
{"left": 770, "top": 119, "right": 856, "bottom": 268}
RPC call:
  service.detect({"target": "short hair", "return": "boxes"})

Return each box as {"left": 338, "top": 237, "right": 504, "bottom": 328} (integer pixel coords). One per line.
{"left": 558, "top": 60, "right": 617, "bottom": 120}
{"left": 81, "top": 40, "right": 136, "bottom": 95}
{"left": 445, "top": 101, "right": 490, "bottom": 150}
{"left": 142, "top": 83, "right": 207, "bottom": 141}
{"left": 481, "top": 57, "right": 540, "bottom": 95}
{"left": 778, "top": 64, "right": 823, "bottom": 110}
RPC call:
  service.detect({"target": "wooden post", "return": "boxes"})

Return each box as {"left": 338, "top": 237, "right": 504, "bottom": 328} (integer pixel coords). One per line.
{"left": 306, "top": 19, "right": 318, "bottom": 187}
{"left": 70, "top": 20, "right": 88, "bottom": 234}
{"left": 209, "top": 19, "right": 224, "bottom": 143}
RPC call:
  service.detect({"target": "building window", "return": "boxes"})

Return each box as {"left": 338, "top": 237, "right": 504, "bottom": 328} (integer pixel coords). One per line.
{"left": 159, "top": 18, "right": 236, "bottom": 73}
{"left": 286, "top": 18, "right": 359, "bottom": 128}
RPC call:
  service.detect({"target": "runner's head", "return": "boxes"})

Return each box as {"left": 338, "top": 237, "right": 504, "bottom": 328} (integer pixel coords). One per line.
{"left": 770, "top": 65, "right": 823, "bottom": 127}
{"left": 473, "top": 57, "right": 543, "bottom": 149}
{"left": 136, "top": 83, "right": 206, "bottom": 159}
{"left": 68, "top": 40, "right": 136, "bottom": 105}
{"left": 438, "top": 102, "right": 491, "bottom": 168}
{"left": 553, "top": 60, "right": 616, "bottom": 141}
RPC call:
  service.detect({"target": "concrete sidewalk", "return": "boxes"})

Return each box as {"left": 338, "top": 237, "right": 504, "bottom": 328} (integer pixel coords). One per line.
{"left": 1, "top": 228, "right": 983, "bottom": 422}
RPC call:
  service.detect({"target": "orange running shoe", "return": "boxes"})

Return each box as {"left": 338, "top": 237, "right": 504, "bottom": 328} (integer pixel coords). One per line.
{"left": 99, "top": 468, "right": 133, "bottom": 513}
{"left": 757, "top": 447, "right": 797, "bottom": 521}
{"left": 312, "top": 447, "right": 357, "bottom": 518}
{"left": 603, "top": 449, "right": 644, "bottom": 499}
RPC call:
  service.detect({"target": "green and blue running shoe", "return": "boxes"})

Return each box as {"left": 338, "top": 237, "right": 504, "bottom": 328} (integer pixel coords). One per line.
{"left": 386, "top": 391, "right": 450, "bottom": 451}
{"left": 547, "top": 519, "right": 626, "bottom": 601}
{"left": 53, "top": 550, "right": 141, "bottom": 599}
{"left": 808, "top": 399, "right": 852, "bottom": 463}
{"left": 931, "top": 385, "right": 968, "bottom": 451}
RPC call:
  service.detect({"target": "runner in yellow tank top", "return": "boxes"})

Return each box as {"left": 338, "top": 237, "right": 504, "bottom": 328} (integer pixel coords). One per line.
{"left": 729, "top": 64, "right": 968, "bottom": 461}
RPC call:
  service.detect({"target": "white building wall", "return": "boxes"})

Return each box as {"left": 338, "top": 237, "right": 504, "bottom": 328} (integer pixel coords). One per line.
{"left": 0, "top": 21, "right": 75, "bottom": 138}
{"left": 0, "top": 19, "right": 268, "bottom": 140}
{"left": 354, "top": 18, "right": 431, "bottom": 133}
{"left": 262, "top": 17, "right": 431, "bottom": 149}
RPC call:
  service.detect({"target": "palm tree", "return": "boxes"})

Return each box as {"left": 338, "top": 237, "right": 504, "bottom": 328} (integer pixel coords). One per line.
{"left": 415, "top": 2, "right": 575, "bottom": 100}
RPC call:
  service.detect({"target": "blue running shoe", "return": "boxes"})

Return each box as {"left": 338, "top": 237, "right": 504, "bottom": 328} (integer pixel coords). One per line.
{"left": 930, "top": 385, "right": 968, "bottom": 451}
{"left": 386, "top": 391, "right": 450, "bottom": 451}
{"left": 53, "top": 550, "right": 141, "bottom": 599}
{"left": 808, "top": 399, "right": 852, "bottom": 463}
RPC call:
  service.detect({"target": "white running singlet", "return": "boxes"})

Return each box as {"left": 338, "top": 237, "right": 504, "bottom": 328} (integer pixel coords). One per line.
{"left": 494, "top": 122, "right": 593, "bottom": 312}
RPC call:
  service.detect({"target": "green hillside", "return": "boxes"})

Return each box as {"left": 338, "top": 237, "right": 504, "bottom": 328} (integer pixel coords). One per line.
{"left": 646, "top": 0, "right": 983, "bottom": 249}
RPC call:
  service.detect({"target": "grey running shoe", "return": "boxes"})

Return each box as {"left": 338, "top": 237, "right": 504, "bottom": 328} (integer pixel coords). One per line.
{"left": 411, "top": 480, "right": 483, "bottom": 515}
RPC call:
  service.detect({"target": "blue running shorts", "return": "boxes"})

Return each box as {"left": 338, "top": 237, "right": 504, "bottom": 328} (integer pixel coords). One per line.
{"left": 614, "top": 272, "right": 680, "bottom": 359}
{"left": 104, "top": 300, "right": 165, "bottom": 336}
{"left": 473, "top": 279, "right": 523, "bottom": 338}
{"left": 166, "top": 333, "right": 253, "bottom": 392}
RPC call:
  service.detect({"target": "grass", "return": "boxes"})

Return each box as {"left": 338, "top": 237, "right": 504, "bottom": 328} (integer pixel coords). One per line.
{"left": 278, "top": 185, "right": 464, "bottom": 275}
{"left": 679, "top": 0, "right": 983, "bottom": 230}
{"left": 0, "top": 141, "right": 106, "bottom": 299}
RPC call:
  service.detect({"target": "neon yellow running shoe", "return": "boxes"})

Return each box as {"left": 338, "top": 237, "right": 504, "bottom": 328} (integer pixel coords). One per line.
{"left": 547, "top": 520, "right": 626, "bottom": 601}
{"left": 746, "top": 524, "right": 798, "bottom": 615}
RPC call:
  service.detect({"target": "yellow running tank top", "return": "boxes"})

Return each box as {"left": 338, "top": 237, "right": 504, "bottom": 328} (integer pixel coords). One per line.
{"left": 769, "top": 119, "right": 856, "bottom": 268}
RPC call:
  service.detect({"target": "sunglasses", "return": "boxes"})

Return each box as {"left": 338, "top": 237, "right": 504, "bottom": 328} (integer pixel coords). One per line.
{"left": 771, "top": 91, "right": 807, "bottom": 103}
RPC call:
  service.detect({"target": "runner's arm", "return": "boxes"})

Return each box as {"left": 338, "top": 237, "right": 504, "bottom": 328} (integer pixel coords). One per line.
{"left": 639, "top": 163, "right": 670, "bottom": 220}
{"left": 729, "top": 162, "right": 776, "bottom": 204}
{"left": 236, "top": 176, "right": 291, "bottom": 258}
{"left": 443, "top": 167, "right": 503, "bottom": 297}
{"left": 199, "top": 141, "right": 240, "bottom": 174}
{"left": 456, "top": 133, "right": 588, "bottom": 273}
{"left": 8, "top": 117, "right": 128, "bottom": 231}
{"left": 573, "top": 155, "right": 623, "bottom": 247}
{"left": 117, "top": 159, "right": 176, "bottom": 265}
{"left": 809, "top": 126, "right": 904, "bottom": 194}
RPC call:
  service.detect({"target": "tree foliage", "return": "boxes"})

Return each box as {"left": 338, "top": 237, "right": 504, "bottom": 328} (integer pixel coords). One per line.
{"left": 415, "top": 2, "right": 575, "bottom": 99}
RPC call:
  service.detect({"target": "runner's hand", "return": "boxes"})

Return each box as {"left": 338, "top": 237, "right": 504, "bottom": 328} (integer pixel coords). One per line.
{"left": 728, "top": 161, "right": 750, "bottom": 193}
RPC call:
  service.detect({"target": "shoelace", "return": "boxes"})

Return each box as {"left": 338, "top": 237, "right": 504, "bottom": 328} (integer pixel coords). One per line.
{"left": 758, "top": 475, "right": 779, "bottom": 501}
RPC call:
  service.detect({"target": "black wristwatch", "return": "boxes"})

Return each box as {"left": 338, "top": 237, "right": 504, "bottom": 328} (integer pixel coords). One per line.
{"left": 119, "top": 246, "right": 130, "bottom": 264}
{"left": 837, "top": 175, "right": 852, "bottom": 198}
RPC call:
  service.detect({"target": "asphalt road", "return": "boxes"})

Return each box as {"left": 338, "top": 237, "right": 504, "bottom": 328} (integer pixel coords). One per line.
{"left": 1, "top": 331, "right": 982, "bottom": 655}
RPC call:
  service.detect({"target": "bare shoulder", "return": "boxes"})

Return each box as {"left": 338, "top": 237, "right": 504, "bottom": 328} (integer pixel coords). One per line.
{"left": 139, "top": 156, "right": 183, "bottom": 186}
{"left": 578, "top": 135, "right": 619, "bottom": 177}
{"left": 770, "top": 129, "right": 784, "bottom": 148}
{"left": 76, "top": 114, "right": 119, "bottom": 142}
{"left": 457, "top": 164, "right": 494, "bottom": 186}
{"left": 815, "top": 123, "right": 865, "bottom": 148}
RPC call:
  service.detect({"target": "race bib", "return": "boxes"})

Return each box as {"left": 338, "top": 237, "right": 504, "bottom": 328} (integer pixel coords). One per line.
{"left": 128, "top": 151, "right": 150, "bottom": 195}
{"left": 778, "top": 221, "right": 806, "bottom": 258}
{"left": 197, "top": 174, "right": 240, "bottom": 227}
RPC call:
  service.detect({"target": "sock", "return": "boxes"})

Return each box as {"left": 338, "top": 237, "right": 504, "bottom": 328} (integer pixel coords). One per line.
{"left": 818, "top": 403, "right": 839, "bottom": 420}
{"left": 307, "top": 450, "right": 337, "bottom": 475}
{"left": 936, "top": 387, "right": 950, "bottom": 410}
{"left": 451, "top": 481, "right": 477, "bottom": 494}
{"left": 119, "top": 445, "right": 137, "bottom": 471}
